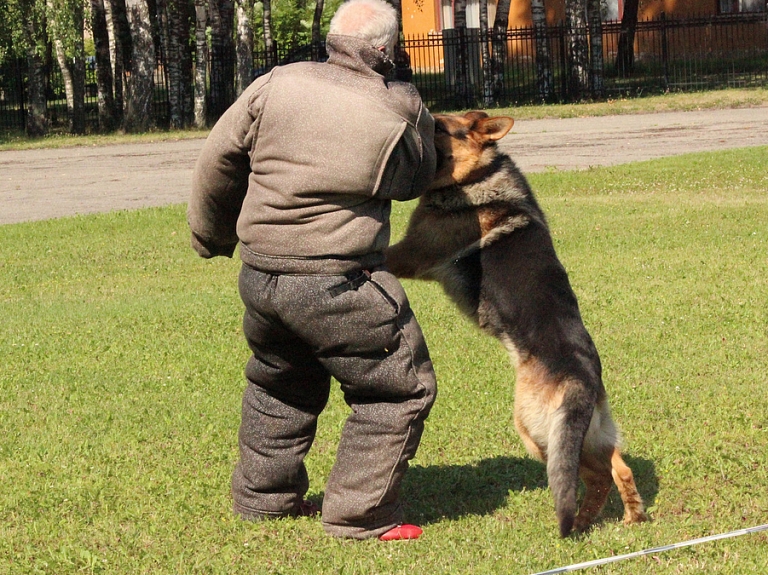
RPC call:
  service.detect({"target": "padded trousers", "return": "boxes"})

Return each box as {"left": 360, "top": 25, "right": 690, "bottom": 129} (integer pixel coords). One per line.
{"left": 232, "top": 263, "right": 437, "bottom": 539}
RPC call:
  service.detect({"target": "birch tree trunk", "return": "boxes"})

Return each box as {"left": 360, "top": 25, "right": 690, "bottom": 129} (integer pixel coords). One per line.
{"left": 157, "top": 0, "right": 192, "bottom": 127}
{"left": 262, "top": 0, "right": 276, "bottom": 68}
{"left": 26, "top": 53, "right": 48, "bottom": 136}
{"left": 209, "top": 0, "right": 235, "bottom": 121}
{"left": 616, "top": 0, "right": 639, "bottom": 76}
{"left": 453, "top": 0, "right": 469, "bottom": 108}
{"left": 235, "top": 0, "right": 254, "bottom": 95}
{"left": 53, "top": 39, "right": 76, "bottom": 132}
{"left": 531, "top": 0, "right": 554, "bottom": 102}
{"left": 108, "top": 0, "right": 132, "bottom": 124}
{"left": 124, "top": 0, "right": 155, "bottom": 132}
{"left": 70, "top": 43, "right": 86, "bottom": 134}
{"left": 479, "top": 0, "right": 493, "bottom": 106}
{"left": 586, "top": 0, "right": 603, "bottom": 98}
{"left": 178, "top": 0, "right": 194, "bottom": 126}
{"left": 565, "top": 0, "right": 589, "bottom": 101}
{"left": 311, "top": 0, "right": 324, "bottom": 53}
{"left": 90, "top": 0, "right": 116, "bottom": 130}
{"left": 104, "top": 0, "right": 117, "bottom": 82}
{"left": 491, "top": 0, "right": 511, "bottom": 101}
{"left": 165, "top": 0, "right": 190, "bottom": 128}
{"left": 155, "top": 0, "right": 171, "bottom": 122}
{"left": 193, "top": 0, "right": 208, "bottom": 127}
{"left": 49, "top": 0, "right": 87, "bottom": 134}
{"left": 16, "top": 0, "right": 49, "bottom": 135}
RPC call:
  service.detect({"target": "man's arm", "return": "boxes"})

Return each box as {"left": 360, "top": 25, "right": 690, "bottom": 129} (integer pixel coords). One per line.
{"left": 407, "top": 102, "right": 437, "bottom": 198}
{"left": 187, "top": 82, "right": 264, "bottom": 258}
{"left": 375, "top": 101, "right": 436, "bottom": 203}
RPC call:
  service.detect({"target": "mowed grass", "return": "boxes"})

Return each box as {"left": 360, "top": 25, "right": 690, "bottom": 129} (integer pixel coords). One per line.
{"left": 1, "top": 147, "right": 767, "bottom": 574}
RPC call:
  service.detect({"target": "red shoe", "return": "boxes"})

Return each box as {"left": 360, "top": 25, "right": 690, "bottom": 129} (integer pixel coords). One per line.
{"left": 379, "top": 524, "right": 422, "bottom": 541}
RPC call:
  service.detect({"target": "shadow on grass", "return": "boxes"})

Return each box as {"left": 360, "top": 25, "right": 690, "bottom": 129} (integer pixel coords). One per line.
{"left": 402, "top": 455, "right": 548, "bottom": 524}
{"left": 400, "top": 453, "right": 659, "bottom": 526}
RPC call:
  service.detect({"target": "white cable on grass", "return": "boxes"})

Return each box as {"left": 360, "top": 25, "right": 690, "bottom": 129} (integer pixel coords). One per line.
{"left": 530, "top": 524, "right": 768, "bottom": 575}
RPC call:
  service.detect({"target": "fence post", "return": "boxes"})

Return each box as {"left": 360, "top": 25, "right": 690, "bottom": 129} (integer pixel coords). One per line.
{"left": 661, "top": 12, "right": 669, "bottom": 89}
{"left": 15, "top": 58, "right": 27, "bottom": 129}
{"left": 765, "top": 12, "right": 768, "bottom": 77}
{"left": 559, "top": 24, "right": 568, "bottom": 102}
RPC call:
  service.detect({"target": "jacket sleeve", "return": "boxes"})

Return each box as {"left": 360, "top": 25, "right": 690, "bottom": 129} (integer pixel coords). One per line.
{"left": 375, "top": 102, "right": 436, "bottom": 202}
{"left": 408, "top": 103, "right": 437, "bottom": 198}
{"left": 187, "top": 81, "right": 264, "bottom": 258}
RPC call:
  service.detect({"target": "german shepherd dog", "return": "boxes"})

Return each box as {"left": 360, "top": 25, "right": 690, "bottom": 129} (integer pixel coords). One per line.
{"left": 385, "top": 111, "right": 648, "bottom": 537}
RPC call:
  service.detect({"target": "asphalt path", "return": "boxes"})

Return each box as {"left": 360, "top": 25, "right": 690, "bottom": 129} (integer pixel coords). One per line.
{"left": 2, "top": 106, "right": 768, "bottom": 225}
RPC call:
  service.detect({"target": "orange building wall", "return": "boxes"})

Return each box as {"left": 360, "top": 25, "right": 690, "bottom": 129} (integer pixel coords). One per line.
{"left": 401, "top": 0, "right": 564, "bottom": 35}
{"left": 400, "top": 0, "right": 745, "bottom": 71}
{"left": 507, "top": 2, "right": 564, "bottom": 28}
{"left": 638, "top": 0, "right": 717, "bottom": 19}
{"left": 401, "top": 0, "right": 718, "bottom": 37}
{"left": 402, "top": 0, "right": 441, "bottom": 36}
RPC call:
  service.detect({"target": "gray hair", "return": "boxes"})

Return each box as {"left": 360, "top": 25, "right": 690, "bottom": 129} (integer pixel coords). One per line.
{"left": 329, "top": 0, "right": 399, "bottom": 56}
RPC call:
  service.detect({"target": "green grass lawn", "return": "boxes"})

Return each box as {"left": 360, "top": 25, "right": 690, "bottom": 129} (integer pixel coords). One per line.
{"left": 1, "top": 146, "right": 767, "bottom": 574}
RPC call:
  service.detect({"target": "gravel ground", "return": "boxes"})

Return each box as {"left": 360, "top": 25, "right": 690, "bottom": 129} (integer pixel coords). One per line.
{"left": 2, "top": 106, "right": 767, "bottom": 225}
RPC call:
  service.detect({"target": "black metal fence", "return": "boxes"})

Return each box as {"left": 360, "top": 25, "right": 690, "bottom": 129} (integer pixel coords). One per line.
{"left": 1, "top": 11, "right": 767, "bottom": 131}
{"left": 0, "top": 56, "right": 171, "bottom": 132}
{"left": 0, "top": 58, "right": 26, "bottom": 131}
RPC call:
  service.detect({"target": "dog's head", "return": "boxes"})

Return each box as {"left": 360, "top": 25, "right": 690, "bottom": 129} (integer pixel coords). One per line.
{"left": 430, "top": 111, "right": 514, "bottom": 189}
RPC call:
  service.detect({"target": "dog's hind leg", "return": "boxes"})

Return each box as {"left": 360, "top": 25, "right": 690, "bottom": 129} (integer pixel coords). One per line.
{"left": 573, "top": 450, "right": 613, "bottom": 533}
{"left": 610, "top": 448, "right": 648, "bottom": 525}
{"left": 512, "top": 360, "right": 583, "bottom": 537}
{"left": 518, "top": 375, "right": 595, "bottom": 538}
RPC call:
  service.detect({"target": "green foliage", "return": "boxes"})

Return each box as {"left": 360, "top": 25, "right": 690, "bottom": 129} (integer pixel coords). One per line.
{"left": 0, "top": 0, "right": 10, "bottom": 57}
{"left": 84, "top": 36, "right": 95, "bottom": 57}
{"left": 2, "top": 0, "right": 48, "bottom": 58}
{"left": 0, "top": 0, "right": 88, "bottom": 60}
{"left": 47, "top": 0, "right": 86, "bottom": 58}
{"left": 1, "top": 146, "right": 768, "bottom": 573}
{"left": 0, "top": 0, "right": 91, "bottom": 65}
{"left": 252, "top": 0, "right": 344, "bottom": 50}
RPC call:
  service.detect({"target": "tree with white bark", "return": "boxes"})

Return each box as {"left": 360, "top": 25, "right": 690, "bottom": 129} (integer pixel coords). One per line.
{"left": 531, "top": 0, "right": 554, "bottom": 102}
{"left": 123, "top": 0, "right": 155, "bottom": 132}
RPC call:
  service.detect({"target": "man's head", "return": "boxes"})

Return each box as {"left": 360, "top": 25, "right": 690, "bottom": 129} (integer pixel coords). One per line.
{"left": 329, "top": 0, "right": 399, "bottom": 58}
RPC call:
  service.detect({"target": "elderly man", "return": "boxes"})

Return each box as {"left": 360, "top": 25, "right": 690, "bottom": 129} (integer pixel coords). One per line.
{"left": 188, "top": 0, "right": 437, "bottom": 540}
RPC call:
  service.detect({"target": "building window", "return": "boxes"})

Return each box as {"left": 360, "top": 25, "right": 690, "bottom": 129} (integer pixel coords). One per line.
{"left": 440, "top": 0, "right": 453, "bottom": 29}
{"left": 439, "top": 0, "right": 495, "bottom": 30}
{"left": 718, "top": 0, "right": 767, "bottom": 13}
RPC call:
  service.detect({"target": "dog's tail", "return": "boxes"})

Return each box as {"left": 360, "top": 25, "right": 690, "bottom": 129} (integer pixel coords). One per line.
{"left": 546, "top": 382, "right": 596, "bottom": 537}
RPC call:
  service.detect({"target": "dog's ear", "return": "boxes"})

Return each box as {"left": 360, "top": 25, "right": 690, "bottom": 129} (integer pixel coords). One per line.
{"left": 472, "top": 116, "right": 514, "bottom": 141}
{"left": 463, "top": 110, "right": 490, "bottom": 122}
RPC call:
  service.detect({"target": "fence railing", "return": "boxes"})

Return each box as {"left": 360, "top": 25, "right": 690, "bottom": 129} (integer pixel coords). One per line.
{"left": 405, "top": 12, "right": 768, "bottom": 111}
{"left": 0, "top": 56, "right": 172, "bottom": 132}
{"left": 1, "top": 11, "right": 767, "bottom": 131}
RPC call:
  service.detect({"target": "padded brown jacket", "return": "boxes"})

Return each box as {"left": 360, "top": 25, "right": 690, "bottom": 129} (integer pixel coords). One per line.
{"left": 188, "top": 34, "right": 436, "bottom": 275}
